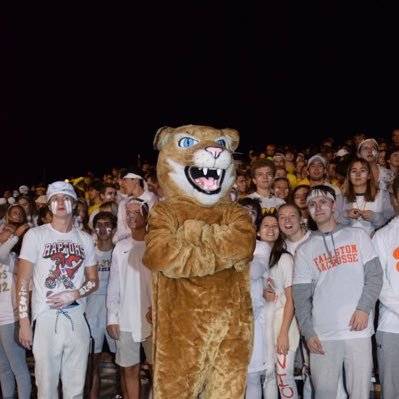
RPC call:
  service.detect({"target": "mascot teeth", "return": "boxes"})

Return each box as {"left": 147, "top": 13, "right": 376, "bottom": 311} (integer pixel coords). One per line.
{"left": 187, "top": 166, "right": 225, "bottom": 194}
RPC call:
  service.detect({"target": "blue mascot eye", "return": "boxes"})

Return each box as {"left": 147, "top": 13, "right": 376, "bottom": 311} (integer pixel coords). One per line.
{"left": 178, "top": 137, "right": 199, "bottom": 148}
{"left": 216, "top": 139, "right": 226, "bottom": 147}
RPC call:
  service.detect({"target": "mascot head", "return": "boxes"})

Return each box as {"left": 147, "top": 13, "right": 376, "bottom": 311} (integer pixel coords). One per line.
{"left": 154, "top": 124, "right": 239, "bottom": 206}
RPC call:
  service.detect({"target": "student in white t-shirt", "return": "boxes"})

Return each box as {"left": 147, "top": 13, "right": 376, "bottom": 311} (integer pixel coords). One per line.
{"left": 0, "top": 222, "right": 31, "bottom": 399}
{"left": 292, "top": 185, "right": 383, "bottom": 399}
{"left": 372, "top": 175, "right": 399, "bottom": 399}
{"left": 279, "top": 203, "right": 347, "bottom": 399}
{"left": 85, "top": 211, "right": 117, "bottom": 399}
{"left": 17, "top": 181, "right": 99, "bottom": 399}
{"left": 259, "top": 210, "right": 300, "bottom": 399}
{"left": 238, "top": 197, "right": 270, "bottom": 399}
{"left": 247, "top": 158, "right": 285, "bottom": 214}
{"left": 107, "top": 198, "right": 152, "bottom": 399}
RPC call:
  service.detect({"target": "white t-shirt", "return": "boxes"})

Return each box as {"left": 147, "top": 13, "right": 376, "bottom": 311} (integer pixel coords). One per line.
{"left": 293, "top": 226, "right": 377, "bottom": 340}
{"left": 92, "top": 247, "right": 113, "bottom": 296}
{"left": 246, "top": 192, "right": 285, "bottom": 214}
{"left": 0, "top": 254, "right": 18, "bottom": 325}
{"left": 248, "top": 240, "right": 270, "bottom": 373}
{"left": 342, "top": 190, "right": 395, "bottom": 237}
{"left": 269, "top": 253, "right": 300, "bottom": 350}
{"left": 285, "top": 230, "right": 311, "bottom": 256}
{"left": 372, "top": 216, "right": 399, "bottom": 333}
{"left": 0, "top": 235, "right": 19, "bottom": 325}
{"left": 106, "top": 236, "right": 152, "bottom": 342}
{"left": 19, "top": 224, "right": 96, "bottom": 321}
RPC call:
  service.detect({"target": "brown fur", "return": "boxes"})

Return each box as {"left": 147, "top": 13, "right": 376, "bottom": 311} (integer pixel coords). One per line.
{"left": 143, "top": 125, "right": 256, "bottom": 398}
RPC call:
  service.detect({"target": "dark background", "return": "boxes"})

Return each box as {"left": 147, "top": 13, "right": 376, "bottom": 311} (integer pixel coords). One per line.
{"left": 1, "top": 4, "right": 399, "bottom": 192}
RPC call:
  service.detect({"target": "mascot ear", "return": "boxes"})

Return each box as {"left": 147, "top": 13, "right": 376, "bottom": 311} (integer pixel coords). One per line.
{"left": 221, "top": 128, "right": 240, "bottom": 152}
{"left": 154, "top": 126, "right": 175, "bottom": 150}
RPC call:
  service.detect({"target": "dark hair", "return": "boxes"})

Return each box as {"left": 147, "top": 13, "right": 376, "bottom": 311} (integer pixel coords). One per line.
{"left": 344, "top": 157, "right": 377, "bottom": 202}
{"left": 386, "top": 145, "right": 399, "bottom": 162}
{"left": 93, "top": 211, "right": 117, "bottom": 229}
{"left": 238, "top": 197, "right": 263, "bottom": 230}
{"left": 89, "top": 178, "right": 104, "bottom": 193}
{"left": 250, "top": 158, "right": 276, "bottom": 178}
{"left": 6, "top": 204, "right": 28, "bottom": 225}
{"left": 37, "top": 205, "right": 52, "bottom": 226}
{"left": 278, "top": 202, "right": 302, "bottom": 219}
{"left": 259, "top": 212, "right": 291, "bottom": 268}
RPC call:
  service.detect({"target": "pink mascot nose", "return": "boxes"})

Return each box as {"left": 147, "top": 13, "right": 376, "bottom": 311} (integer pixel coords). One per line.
{"left": 205, "top": 146, "right": 223, "bottom": 159}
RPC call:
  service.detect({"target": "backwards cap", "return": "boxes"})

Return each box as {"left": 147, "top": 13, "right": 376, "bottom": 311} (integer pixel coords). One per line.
{"left": 307, "top": 154, "right": 327, "bottom": 167}
{"left": 46, "top": 181, "right": 77, "bottom": 201}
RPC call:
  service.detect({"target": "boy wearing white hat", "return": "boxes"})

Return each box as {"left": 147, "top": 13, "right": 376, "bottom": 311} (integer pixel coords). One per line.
{"left": 16, "top": 181, "right": 98, "bottom": 399}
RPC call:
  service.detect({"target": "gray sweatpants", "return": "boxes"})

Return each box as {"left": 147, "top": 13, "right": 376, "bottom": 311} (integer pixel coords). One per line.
{"left": 310, "top": 337, "right": 372, "bottom": 399}
{"left": 33, "top": 306, "right": 90, "bottom": 399}
{"left": 376, "top": 330, "right": 399, "bottom": 399}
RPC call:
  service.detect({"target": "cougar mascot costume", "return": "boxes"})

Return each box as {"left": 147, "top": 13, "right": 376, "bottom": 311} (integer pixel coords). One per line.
{"left": 143, "top": 124, "right": 256, "bottom": 398}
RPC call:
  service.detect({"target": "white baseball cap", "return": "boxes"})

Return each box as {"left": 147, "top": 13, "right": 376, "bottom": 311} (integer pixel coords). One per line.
{"left": 35, "top": 195, "right": 48, "bottom": 205}
{"left": 46, "top": 181, "right": 77, "bottom": 201}
{"left": 336, "top": 148, "right": 350, "bottom": 157}
{"left": 307, "top": 154, "right": 327, "bottom": 167}
{"left": 19, "top": 185, "right": 30, "bottom": 195}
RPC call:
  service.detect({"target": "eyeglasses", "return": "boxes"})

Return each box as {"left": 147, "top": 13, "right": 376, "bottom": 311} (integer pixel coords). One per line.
{"left": 126, "top": 210, "right": 142, "bottom": 218}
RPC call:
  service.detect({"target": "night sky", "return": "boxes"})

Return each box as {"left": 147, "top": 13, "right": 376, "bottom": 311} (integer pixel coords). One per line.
{"left": 1, "top": 4, "right": 399, "bottom": 192}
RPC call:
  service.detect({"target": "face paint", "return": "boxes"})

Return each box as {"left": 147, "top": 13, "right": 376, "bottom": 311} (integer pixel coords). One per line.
{"left": 308, "top": 199, "right": 332, "bottom": 218}
{"left": 50, "top": 197, "right": 73, "bottom": 214}
{"left": 50, "top": 201, "right": 58, "bottom": 214}
{"left": 95, "top": 227, "right": 112, "bottom": 236}
{"left": 64, "top": 198, "right": 72, "bottom": 214}
{"left": 372, "top": 149, "right": 378, "bottom": 157}
{"left": 18, "top": 280, "right": 29, "bottom": 319}
{"left": 79, "top": 280, "right": 96, "bottom": 296}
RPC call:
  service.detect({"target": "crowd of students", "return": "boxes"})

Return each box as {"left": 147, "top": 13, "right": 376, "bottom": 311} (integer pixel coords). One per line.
{"left": 1, "top": 128, "right": 399, "bottom": 398}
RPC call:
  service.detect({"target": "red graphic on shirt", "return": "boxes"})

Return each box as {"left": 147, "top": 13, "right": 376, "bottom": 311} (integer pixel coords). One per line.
{"left": 393, "top": 247, "right": 399, "bottom": 272}
{"left": 43, "top": 241, "right": 85, "bottom": 289}
{"left": 312, "top": 244, "right": 359, "bottom": 272}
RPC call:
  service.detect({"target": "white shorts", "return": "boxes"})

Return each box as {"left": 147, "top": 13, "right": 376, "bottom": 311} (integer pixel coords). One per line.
{"left": 85, "top": 294, "right": 116, "bottom": 353}
{"left": 91, "top": 325, "right": 116, "bottom": 353}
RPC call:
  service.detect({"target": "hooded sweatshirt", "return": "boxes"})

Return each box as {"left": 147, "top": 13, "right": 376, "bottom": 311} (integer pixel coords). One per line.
{"left": 292, "top": 225, "right": 382, "bottom": 341}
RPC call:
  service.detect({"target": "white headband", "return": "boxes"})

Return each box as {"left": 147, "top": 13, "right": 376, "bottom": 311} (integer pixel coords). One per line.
{"left": 123, "top": 173, "right": 143, "bottom": 180}
{"left": 306, "top": 189, "right": 335, "bottom": 205}
{"left": 125, "top": 198, "right": 149, "bottom": 216}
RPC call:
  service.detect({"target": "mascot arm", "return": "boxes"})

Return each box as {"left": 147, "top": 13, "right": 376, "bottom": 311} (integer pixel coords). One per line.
{"left": 143, "top": 203, "right": 255, "bottom": 278}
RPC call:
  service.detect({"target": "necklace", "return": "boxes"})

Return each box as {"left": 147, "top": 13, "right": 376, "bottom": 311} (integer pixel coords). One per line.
{"left": 354, "top": 193, "right": 367, "bottom": 212}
